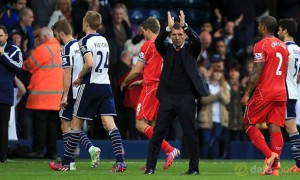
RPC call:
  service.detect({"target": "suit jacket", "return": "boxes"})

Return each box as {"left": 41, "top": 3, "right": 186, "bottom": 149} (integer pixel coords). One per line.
{"left": 155, "top": 27, "right": 209, "bottom": 99}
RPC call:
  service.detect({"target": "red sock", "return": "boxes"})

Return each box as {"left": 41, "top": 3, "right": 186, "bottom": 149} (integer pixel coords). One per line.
{"left": 246, "top": 125, "right": 272, "bottom": 158}
{"left": 270, "top": 132, "right": 283, "bottom": 157}
{"left": 144, "top": 126, "right": 174, "bottom": 153}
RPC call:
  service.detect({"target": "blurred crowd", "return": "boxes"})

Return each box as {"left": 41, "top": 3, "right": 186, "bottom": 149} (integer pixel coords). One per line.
{"left": 1, "top": 0, "right": 300, "bottom": 159}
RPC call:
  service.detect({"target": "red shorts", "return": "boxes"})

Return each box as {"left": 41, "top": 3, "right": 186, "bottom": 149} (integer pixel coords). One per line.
{"left": 243, "top": 96, "right": 286, "bottom": 127}
{"left": 136, "top": 83, "right": 159, "bottom": 121}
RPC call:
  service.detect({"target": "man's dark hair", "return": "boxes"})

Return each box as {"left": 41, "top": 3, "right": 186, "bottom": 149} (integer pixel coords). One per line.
{"left": 0, "top": 25, "right": 7, "bottom": 34}
{"left": 52, "top": 19, "right": 72, "bottom": 35}
{"left": 278, "top": 18, "right": 298, "bottom": 38}
{"left": 260, "top": 16, "right": 277, "bottom": 33}
{"left": 173, "top": 22, "right": 181, "bottom": 30}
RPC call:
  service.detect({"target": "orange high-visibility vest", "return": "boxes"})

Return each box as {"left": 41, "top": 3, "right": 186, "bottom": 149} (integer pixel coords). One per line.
{"left": 24, "top": 38, "right": 63, "bottom": 110}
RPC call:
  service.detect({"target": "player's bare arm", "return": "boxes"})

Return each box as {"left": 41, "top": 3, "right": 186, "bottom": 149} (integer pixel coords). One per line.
{"left": 128, "top": 79, "right": 143, "bottom": 89}
{"left": 80, "top": 52, "right": 94, "bottom": 77}
{"left": 120, "top": 60, "right": 144, "bottom": 91}
{"left": 61, "top": 67, "right": 72, "bottom": 109}
{"left": 246, "top": 62, "right": 265, "bottom": 93}
{"left": 74, "top": 52, "right": 93, "bottom": 87}
{"left": 286, "top": 61, "right": 289, "bottom": 79}
{"left": 241, "top": 62, "right": 265, "bottom": 105}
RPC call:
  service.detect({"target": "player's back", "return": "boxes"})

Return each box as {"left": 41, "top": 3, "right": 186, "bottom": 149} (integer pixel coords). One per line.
{"left": 79, "top": 33, "right": 110, "bottom": 85}
{"left": 286, "top": 41, "right": 300, "bottom": 100}
{"left": 253, "top": 36, "right": 289, "bottom": 101}
{"left": 139, "top": 39, "right": 163, "bottom": 84}
{"left": 61, "top": 39, "right": 83, "bottom": 99}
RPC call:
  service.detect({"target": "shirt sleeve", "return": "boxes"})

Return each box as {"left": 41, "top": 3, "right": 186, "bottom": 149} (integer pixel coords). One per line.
{"left": 138, "top": 41, "right": 149, "bottom": 64}
{"left": 79, "top": 38, "right": 91, "bottom": 57}
{"left": 1, "top": 45, "right": 22, "bottom": 72}
{"left": 253, "top": 41, "right": 267, "bottom": 62}
{"left": 61, "top": 45, "right": 72, "bottom": 68}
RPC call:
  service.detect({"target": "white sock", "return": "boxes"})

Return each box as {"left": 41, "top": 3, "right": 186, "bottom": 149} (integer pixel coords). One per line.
{"left": 88, "top": 146, "right": 95, "bottom": 154}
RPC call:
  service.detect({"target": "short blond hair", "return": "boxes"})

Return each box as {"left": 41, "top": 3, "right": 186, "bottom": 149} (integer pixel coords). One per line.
{"left": 84, "top": 11, "right": 102, "bottom": 30}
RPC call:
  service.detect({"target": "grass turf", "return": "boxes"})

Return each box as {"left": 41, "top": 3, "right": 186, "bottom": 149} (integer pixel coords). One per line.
{"left": 0, "top": 159, "right": 299, "bottom": 180}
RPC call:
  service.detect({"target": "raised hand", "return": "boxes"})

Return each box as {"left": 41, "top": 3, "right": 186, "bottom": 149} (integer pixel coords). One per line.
{"left": 167, "top": 11, "right": 174, "bottom": 29}
{"left": 234, "top": 14, "right": 243, "bottom": 26}
{"left": 179, "top": 10, "right": 185, "bottom": 27}
{"left": 0, "top": 47, "right": 4, "bottom": 55}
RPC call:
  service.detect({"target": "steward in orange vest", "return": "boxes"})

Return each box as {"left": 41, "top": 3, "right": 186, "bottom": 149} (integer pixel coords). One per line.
{"left": 23, "top": 28, "right": 63, "bottom": 111}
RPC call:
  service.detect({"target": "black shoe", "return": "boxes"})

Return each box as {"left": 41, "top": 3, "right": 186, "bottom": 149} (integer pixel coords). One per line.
{"left": 144, "top": 168, "right": 155, "bottom": 174}
{"left": 185, "top": 170, "right": 199, "bottom": 175}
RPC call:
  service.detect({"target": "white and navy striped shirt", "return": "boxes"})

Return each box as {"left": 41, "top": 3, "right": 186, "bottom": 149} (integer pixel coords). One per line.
{"left": 61, "top": 39, "right": 83, "bottom": 99}
{"left": 78, "top": 33, "right": 110, "bottom": 85}
{"left": 286, "top": 41, "right": 300, "bottom": 100}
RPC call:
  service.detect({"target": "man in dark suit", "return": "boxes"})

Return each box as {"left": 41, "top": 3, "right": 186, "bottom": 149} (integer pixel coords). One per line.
{"left": 145, "top": 10, "right": 209, "bottom": 175}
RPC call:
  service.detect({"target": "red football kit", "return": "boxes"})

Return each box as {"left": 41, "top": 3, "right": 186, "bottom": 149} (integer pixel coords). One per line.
{"left": 244, "top": 36, "right": 289, "bottom": 127}
{"left": 136, "top": 39, "right": 163, "bottom": 121}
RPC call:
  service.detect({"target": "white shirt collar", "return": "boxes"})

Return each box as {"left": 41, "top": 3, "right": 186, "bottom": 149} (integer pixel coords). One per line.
{"left": 172, "top": 43, "right": 185, "bottom": 51}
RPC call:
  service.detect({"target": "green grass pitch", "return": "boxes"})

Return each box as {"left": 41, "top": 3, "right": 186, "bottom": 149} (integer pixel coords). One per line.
{"left": 0, "top": 159, "right": 299, "bottom": 180}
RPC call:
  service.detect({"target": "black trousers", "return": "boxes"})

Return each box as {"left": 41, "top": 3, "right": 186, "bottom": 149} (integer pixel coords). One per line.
{"left": 31, "top": 110, "right": 58, "bottom": 155}
{"left": 146, "top": 93, "right": 199, "bottom": 171}
{"left": 0, "top": 104, "right": 11, "bottom": 161}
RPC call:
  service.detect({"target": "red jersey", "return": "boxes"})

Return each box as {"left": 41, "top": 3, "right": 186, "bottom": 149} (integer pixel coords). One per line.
{"left": 138, "top": 39, "right": 163, "bottom": 85}
{"left": 253, "top": 36, "right": 289, "bottom": 101}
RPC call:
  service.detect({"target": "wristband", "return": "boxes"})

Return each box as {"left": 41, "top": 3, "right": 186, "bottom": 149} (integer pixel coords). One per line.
{"left": 166, "top": 26, "right": 171, "bottom": 32}
{"left": 182, "top": 23, "right": 188, "bottom": 30}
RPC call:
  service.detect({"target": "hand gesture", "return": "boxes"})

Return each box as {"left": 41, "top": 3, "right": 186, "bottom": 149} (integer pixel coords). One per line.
{"left": 167, "top": 11, "right": 174, "bottom": 29}
{"left": 60, "top": 96, "right": 68, "bottom": 110}
{"left": 214, "top": 8, "right": 222, "bottom": 22}
{"left": 128, "top": 80, "right": 143, "bottom": 89}
{"left": 0, "top": 47, "right": 4, "bottom": 55}
{"left": 234, "top": 14, "right": 243, "bottom": 26}
{"left": 73, "top": 78, "right": 82, "bottom": 87}
{"left": 179, "top": 10, "right": 185, "bottom": 27}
